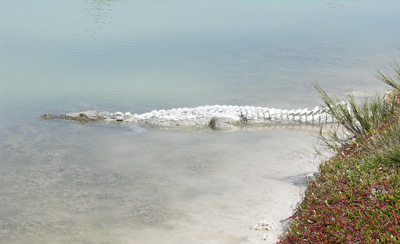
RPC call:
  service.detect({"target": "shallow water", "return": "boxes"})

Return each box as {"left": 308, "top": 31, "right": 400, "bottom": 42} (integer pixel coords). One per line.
{"left": 1, "top": 1, "right": 400, "bottom": 243}
{"left": 1, "top": 121, "right": 321, "bottom": 243}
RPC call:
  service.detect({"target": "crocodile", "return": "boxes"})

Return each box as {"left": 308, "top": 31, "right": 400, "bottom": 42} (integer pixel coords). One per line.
{"left": 41, "top": 105, "right": 335, "bottom": 130}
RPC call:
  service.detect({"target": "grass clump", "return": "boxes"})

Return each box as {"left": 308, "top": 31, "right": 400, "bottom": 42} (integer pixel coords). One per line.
{"left": 278, "top": 63, "right": 400, "bottom": 243}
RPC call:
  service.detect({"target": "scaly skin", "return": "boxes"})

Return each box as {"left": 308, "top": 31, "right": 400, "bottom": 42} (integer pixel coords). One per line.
{"left": 41, "top": 104, "right": 334, "bottom": 130}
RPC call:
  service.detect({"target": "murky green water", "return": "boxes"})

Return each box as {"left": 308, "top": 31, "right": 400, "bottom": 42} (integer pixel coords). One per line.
{"left": 1, "top": 1, "right": 400, "bottom": 243}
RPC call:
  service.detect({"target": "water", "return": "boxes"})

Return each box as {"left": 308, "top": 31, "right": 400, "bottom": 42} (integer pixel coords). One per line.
{"left": 1, "top": 1, "right": 400, "bottom": 243}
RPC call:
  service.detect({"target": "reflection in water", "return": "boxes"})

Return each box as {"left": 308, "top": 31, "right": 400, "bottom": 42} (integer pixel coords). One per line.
{"left": 81, "top": 0, "right": 118, "bottom": 38}
{"left": 319, "top": 0, "right": 345, "bottom": 9}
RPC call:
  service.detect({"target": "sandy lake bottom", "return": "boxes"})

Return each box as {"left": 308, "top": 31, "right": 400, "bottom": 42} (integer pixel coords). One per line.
{"left": 0, "top": 121, "right": 324, "bottom": 244}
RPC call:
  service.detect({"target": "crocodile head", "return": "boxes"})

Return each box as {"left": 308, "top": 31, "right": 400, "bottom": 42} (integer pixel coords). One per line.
{"left": 41, "top": 110, "right": 106, "bottom": 123}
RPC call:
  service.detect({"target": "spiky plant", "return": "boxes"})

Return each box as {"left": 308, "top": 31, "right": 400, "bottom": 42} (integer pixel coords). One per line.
{"left": 313, "top": 64, "right": 400, "bottom": 152}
